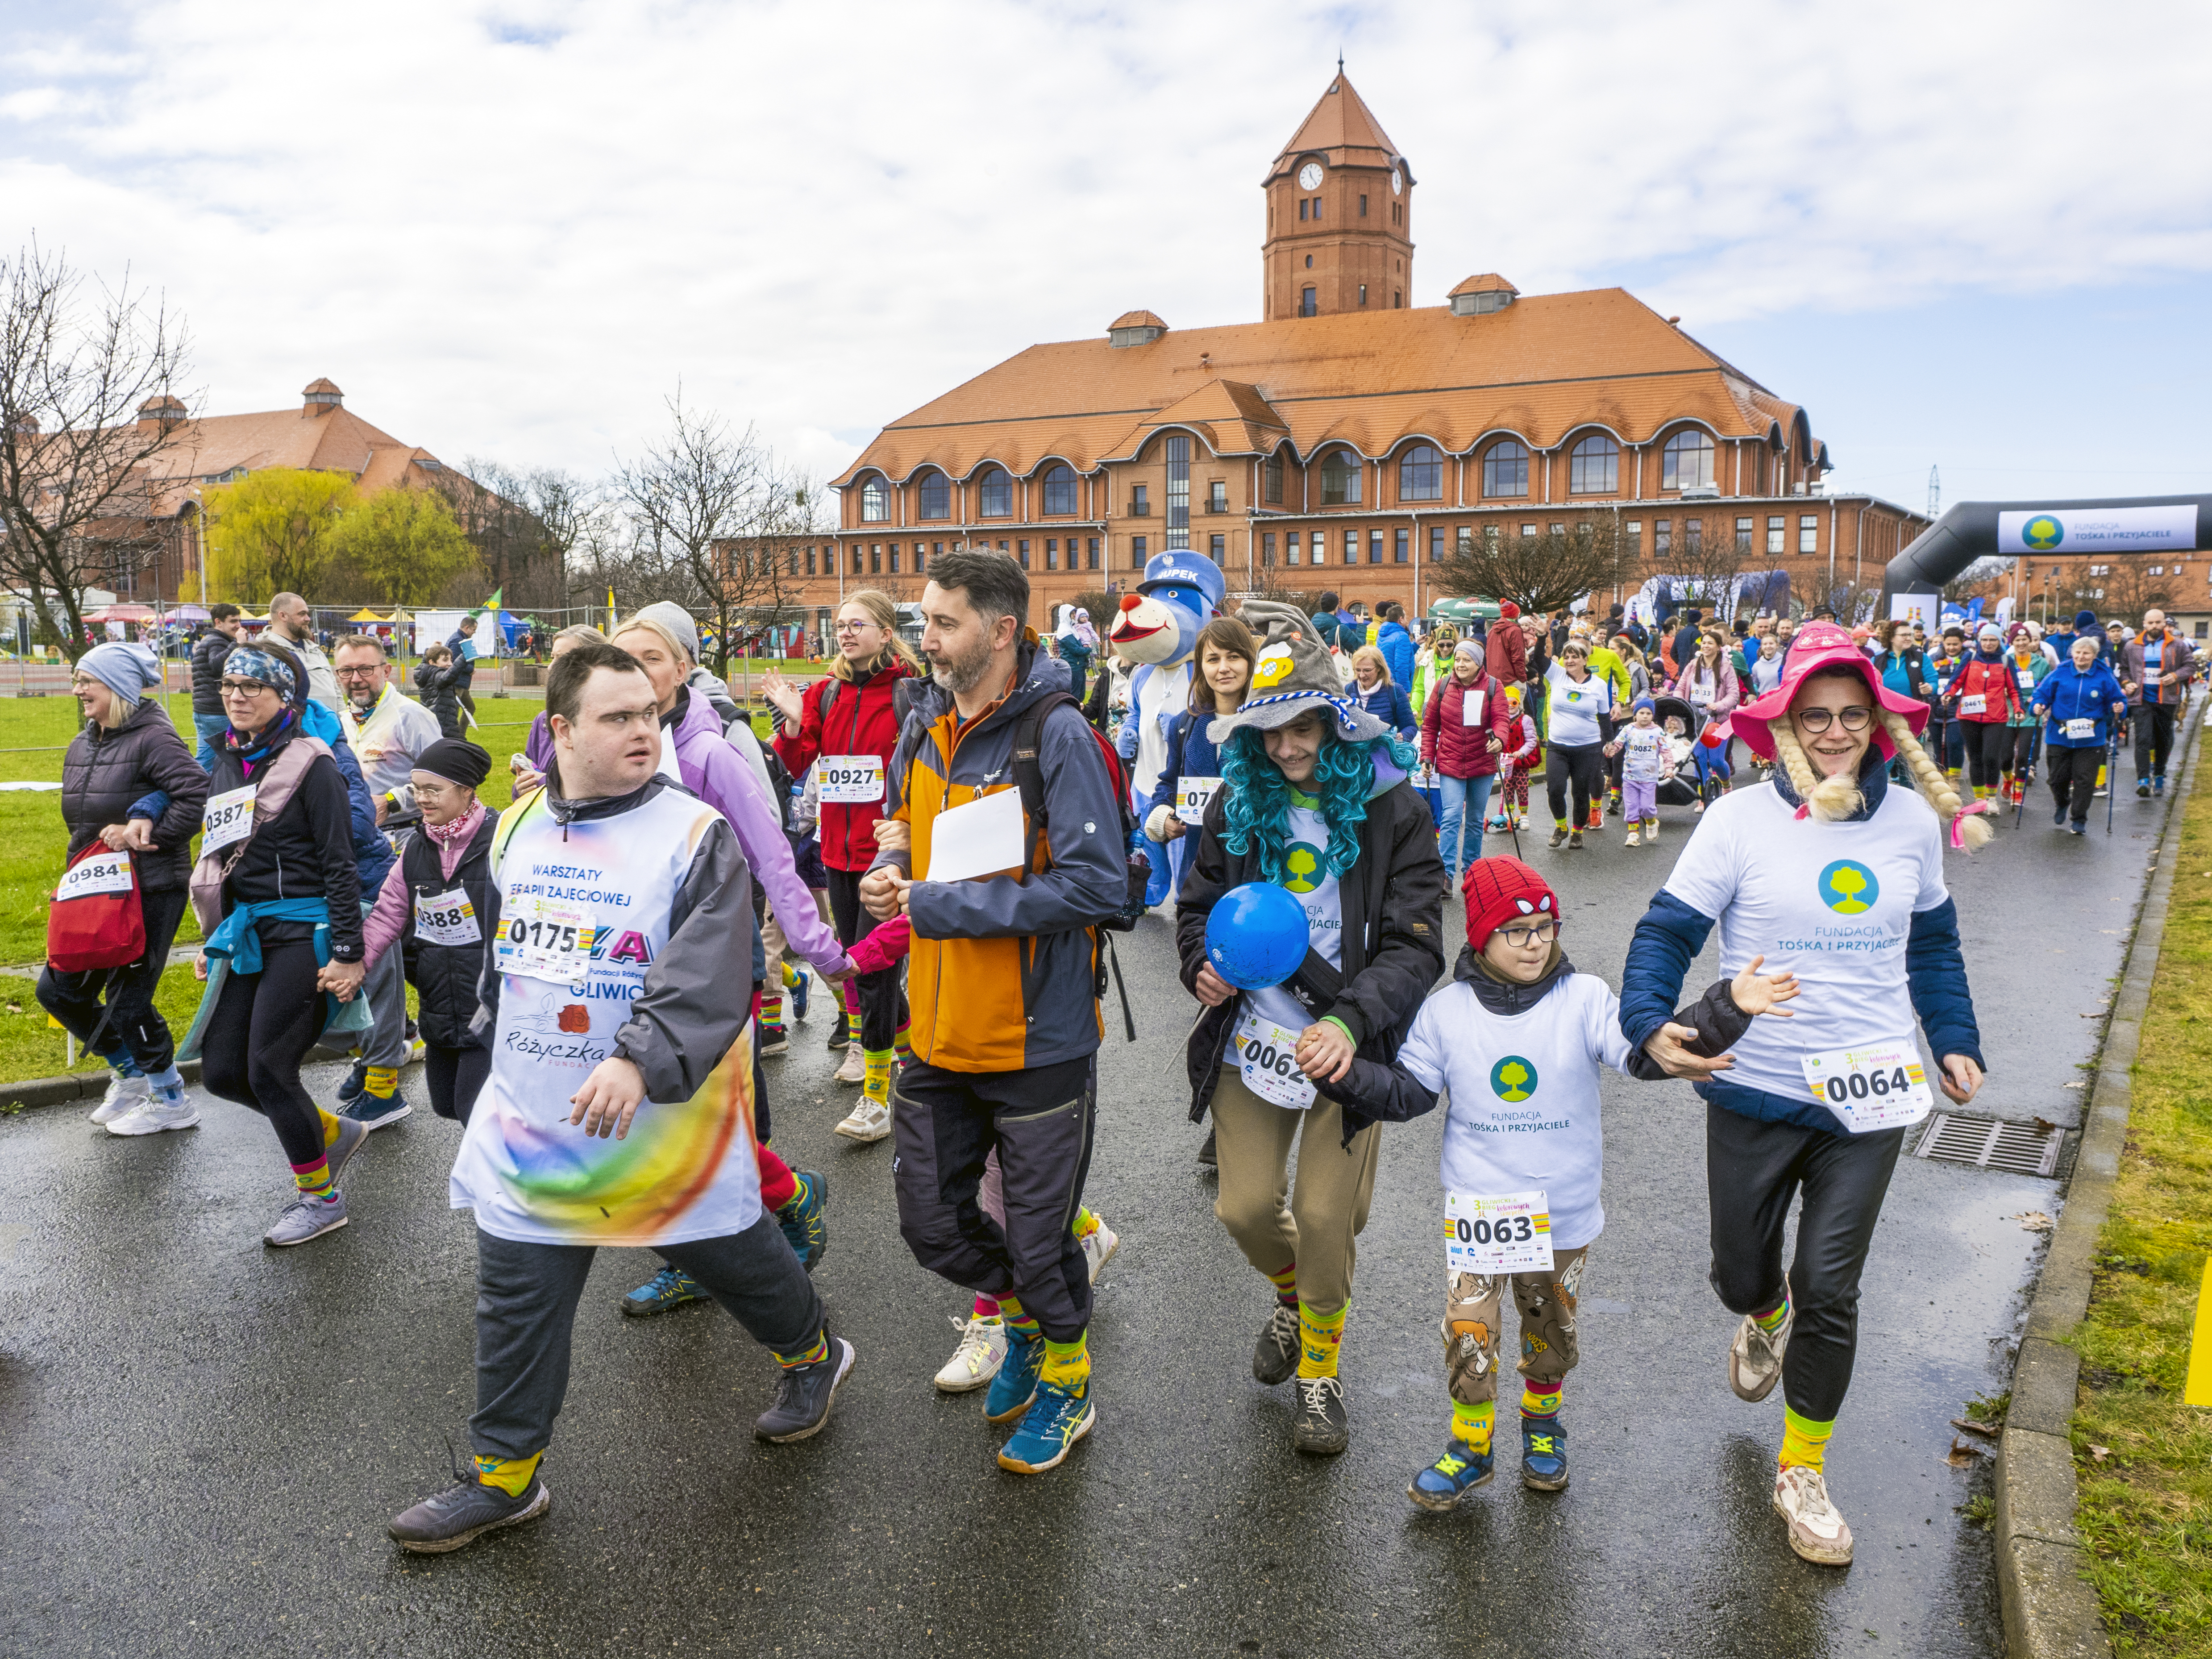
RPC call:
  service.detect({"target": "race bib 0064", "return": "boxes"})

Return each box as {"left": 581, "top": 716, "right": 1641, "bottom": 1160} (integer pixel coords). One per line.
{"left": 1800, "top": 1039, "right": 1934, "bottom": 1134}
{"left": 1444, "top": 1190, "right": 1553, "bottom": 1275}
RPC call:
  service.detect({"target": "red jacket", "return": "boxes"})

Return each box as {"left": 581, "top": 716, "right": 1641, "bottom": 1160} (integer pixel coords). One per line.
{"left": 773, "top": 660, "right": 916, "bottom": 870}
{"left": 1952, "top": 655, "right": 2024, "bottom": 725}
{"left": 1421, "top": 672, "right": 1513, "bottom": 778}
{"left": 1484, "top": 622, "right": 1528, "bottom": 686}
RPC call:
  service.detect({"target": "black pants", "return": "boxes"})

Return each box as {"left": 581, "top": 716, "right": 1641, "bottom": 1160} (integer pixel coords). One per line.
{"left": 824, "top": 866, "right": 907, "bottom": 1051}
{"left": 1967, "top": 721, "right": 2013, "bottom": 790}
{"left": 424, "top": 1041, "right": 492, "bottom": 1124}
{"left": 2001, "top": 726, "right": 2038, "bottom": 778}
{"left": 2133, "top": 702, "right": 2177, "bottom": 781}
{"left": 2046, "top": 744, "right": 2101, "bottom": 824}
{"left": 892, "top": 1055, "right": 1095, "bottom": 1343}
{"left": 470, "top": 1215, "right": 823, "bottom": 1461}
{"left": 1545, "top": 742, "right": 1605, "bottom": 827}
{"left": 200, "top": 939, "right": 331, "bottom": 1167}
{"left": 36, "top": 886, "right": 189, "bottom": 1076}
{"left": 1705, "top": 1103, "right": 1906, "bottom": 1423}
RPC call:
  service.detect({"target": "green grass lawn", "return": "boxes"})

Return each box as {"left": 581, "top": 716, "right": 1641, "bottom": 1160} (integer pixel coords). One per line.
{"left": 2073, "top": 767, "right": 2212, "bottom": 1655}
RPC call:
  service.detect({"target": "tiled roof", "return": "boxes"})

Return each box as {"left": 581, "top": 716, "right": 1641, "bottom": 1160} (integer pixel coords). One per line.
{"left": 123, "top": 403, "right": 443, "bottom": 516}
{"left": 837, "top": 287, "right": 1796, "bottom": 488}
{"left": 1273, "top": 74, "right": 1400, "bottom": 174}
{"left": 1448, "top": 273, "right": 1519, "bottom": 297}
{"left": 1110, "top": 309, "right": 1167, "bottom": 331}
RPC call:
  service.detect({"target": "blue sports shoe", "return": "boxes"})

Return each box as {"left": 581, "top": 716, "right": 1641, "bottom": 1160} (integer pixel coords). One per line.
{"left": 1407, "top": 1439, "right": 1494, "bottom": 1511}
{"left": 776, "top": 1170, "right": 829, "bottom": 1273}
{"left": 337, "top": 1060, "right": 367, "bottom": 1104}
{"left": 1521, "top": 1417, "right": 1569, "bottom": 1490}
{"left": 996, "top": 1379, "right": 1094, "bottom": 1474}
{"left": 620, "top": 1266, "right": 708, "bottom": 1318}
{"left": 983, "top": 1328, "right": 1043, "bottom": 1424}
{"left": 789, "top": 968, "right": 811, "bottom": 1023}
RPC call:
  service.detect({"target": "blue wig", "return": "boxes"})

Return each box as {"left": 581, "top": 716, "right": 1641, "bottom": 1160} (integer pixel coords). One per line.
{"left": 1218, "top": 721, "right": 1416, "bottom": 884}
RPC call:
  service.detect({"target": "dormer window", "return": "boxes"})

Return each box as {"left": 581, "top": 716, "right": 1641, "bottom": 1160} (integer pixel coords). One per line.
{"left": 1662, "top": 430, "right": 1715, "bottom": 492}
{"left": 1041, "top": 465, "right": 1077, "bottom": 516}
{"left": 976, "top": 467, "right": 1012, "bottom": 518}
{"left": 918, "top": 472, "right": 950, "bottom": 520}
{"left": 860, "top": 476, "right": 890, "bottom": 523}
{"left": 1319, "top": 450, "right": 1362, "bottom": 506}
{"left": 1398, "top": 444, "right": 1442, "bottom": 502}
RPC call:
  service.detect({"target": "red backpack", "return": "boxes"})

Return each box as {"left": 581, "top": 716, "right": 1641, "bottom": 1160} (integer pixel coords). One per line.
{"left": 48, "top": 843, "right": 147, "bottom": 973}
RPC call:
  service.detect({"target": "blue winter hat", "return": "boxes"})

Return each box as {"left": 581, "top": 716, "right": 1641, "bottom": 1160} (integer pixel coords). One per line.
{"left": 2073, "top": 609, "right": 2098, "bottom": 629}
{"left": 1633, "top": 695, "right": 1655, "bottom": 712}
{"left": 76, "top": 643, "right": 162, "bottom": 702}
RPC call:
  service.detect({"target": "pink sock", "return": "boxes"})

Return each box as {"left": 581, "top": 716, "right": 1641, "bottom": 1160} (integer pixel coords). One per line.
{"left": 973, "top": 1295, "right": 1002, "bottom": 1319}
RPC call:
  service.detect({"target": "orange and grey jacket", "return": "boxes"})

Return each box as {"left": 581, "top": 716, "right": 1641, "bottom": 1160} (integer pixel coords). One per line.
{"left": 873, "top": 645, "right": 1128, "bottom": 1074}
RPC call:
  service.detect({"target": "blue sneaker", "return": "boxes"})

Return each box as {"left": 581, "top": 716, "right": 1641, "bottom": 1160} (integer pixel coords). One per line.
{"left": 775, "top": 1170, "right": 829, "bottom": 1273}
{"left": 1407, "top": 1439, "right": 1494, "bottom": 1511}
{"left": 2155, "top": 776, "right": 2167, "bottom": 796}
{"left": 337, "top": 1060, "right": 367, "bottom": 1104}
{"left": 620, "top": 1266, "right": 708, "bottom": 1318}
{"left": 983, "top": 1327, "right": 1043, "bottom": 1424}
{"left": 1521, "top": 1417, "right": 1569, "bottom": 1490}
{"left": 789, "top": 968, "right": 811, "bottom": 1023}
{"left": 340, "top": 1090, "right": 412, "bottom": 1131}
{"left": 996, "top": 1379, "right": 1094, "bottom": 1474}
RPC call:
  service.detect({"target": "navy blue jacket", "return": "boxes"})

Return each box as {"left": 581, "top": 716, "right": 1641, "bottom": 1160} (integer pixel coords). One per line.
{"left": 1617, "top": 754, "right": 1983, "bottom": 1136}
{"left": 1144, "top": 706, "right": 1230, "bottom": 824}
{"left": 1351, "top": 680, "right": 1418, "bottom": 741}
{"left": 2032, "top": 658, "right": 2128, "bottom": 748}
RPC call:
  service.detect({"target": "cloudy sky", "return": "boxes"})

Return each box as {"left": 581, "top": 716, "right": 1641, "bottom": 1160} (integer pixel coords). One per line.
{"left": 6, "top": 0, "right": 2209, "bottom": 517}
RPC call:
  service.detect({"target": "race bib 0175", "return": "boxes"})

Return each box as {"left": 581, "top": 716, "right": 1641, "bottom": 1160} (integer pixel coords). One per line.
{"left": 495, "top": 895, "right": 601, "bottom": 985}
{"left": 1444, "top": 1190, "right": 1554, "bottom": 1276}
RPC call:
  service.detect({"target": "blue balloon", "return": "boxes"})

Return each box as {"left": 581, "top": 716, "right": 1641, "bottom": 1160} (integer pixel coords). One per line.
{"left": 1206, "top": 881, "right": 1311, "bottom": 990}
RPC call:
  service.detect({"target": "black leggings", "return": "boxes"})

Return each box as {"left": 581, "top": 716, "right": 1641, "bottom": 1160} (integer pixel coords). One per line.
{"left": 824, "top": 866, "right": 907, "bottom": 1051}
{"left": 2001, "top": 726, "right": 2038, "bottom": 778}
{"left": 1545, "top": 742, "right": 1605, "bottom": 827}
{"left": 1705, "top": 1102, "right": 1906, "bottom": 1423}
{"left": 2046, "top": 744, "right": 2101, "bottom": 823}
{"left": 200, "top": 940, "right": 331, "bottom": 1167}
{"left": 425, "top": 1041, "right": 493, "bottom": 1124}
{"left": 37, "top": 886, "right": 190, "bottom": 1076}
{"left": 1967, "top": 721, "right": 2013, "bottom": 790}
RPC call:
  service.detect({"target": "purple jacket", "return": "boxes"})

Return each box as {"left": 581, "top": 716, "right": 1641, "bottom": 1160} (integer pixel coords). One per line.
{"left": 525, "top": 711, "right": 553, "bottom": 772}
{"left": 667, "top": 690, "right": 851, "bottom": 979}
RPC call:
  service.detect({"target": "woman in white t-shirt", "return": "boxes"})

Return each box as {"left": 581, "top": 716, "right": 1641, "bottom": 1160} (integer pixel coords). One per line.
{"left": 1618, "top": 619, "right": 1988, "bottom": 1571}
{"left": 1541, "top": 642, "right": 1612, "bottom": 850}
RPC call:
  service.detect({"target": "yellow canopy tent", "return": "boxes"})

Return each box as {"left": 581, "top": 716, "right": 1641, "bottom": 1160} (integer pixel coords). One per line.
{"left": 348, "top": 608, "right": 390, "bottom": 623}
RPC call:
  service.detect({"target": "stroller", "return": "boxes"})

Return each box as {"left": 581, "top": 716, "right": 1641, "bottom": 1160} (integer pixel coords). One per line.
{"left": 1650, "top": 694, "right": 1733, "bottom": 808}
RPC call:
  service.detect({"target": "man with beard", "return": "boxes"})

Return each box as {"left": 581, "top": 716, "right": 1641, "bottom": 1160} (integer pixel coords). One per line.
{"left": 269, "top": 591, "right": 341, "bottom": 711}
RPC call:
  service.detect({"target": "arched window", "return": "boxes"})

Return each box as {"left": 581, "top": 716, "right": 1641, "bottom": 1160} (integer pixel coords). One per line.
{"left": 859, "top": 475, "right": 890, "bottom": 523}
{"left": 917, "top": 471, "right": 950, "bottom": 520}
{"left": 1661, "top": 429, "right": 1715, "bottom": 491}
{"left": 1397, "top": 444, "right": 1443, "bottom": 502}
{"left": 1318, "top": 449, "right": 1363, "bottom": 506}
{"left": 1568, "top": 434, "right": 1619, "bottom": 495}
{"left": 1482, "top": 439, "right": 1529, "bottom": 499}
{"left": 976, "top": 467, "right": 1012, "bottom": 518}
{"left": 1041, "top": 464, "right": 1077, "bottom": 516}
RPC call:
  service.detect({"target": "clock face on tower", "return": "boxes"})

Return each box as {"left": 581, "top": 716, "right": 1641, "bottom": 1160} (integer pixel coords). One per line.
{"left": 1297, "top": 162, "right": 1323, "bottom": 190}
{"left": 1391, "top": 167, "right": 1403, "bottom": 195}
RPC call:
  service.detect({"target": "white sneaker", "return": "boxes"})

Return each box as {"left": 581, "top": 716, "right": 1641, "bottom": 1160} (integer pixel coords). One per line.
{"left": 1730, "top": 1301, "right": 1792, "bottom": 1402}
{"left": 833, "top": 1045, "right": 868, "bottom": 1086}
{"left": 1624, "top": 829, "right": 1641, "bottom": 848}
{"left": 1772, "top": 1464, "right": 1854, "bottom": 1565}
{"left": 1079, "top": 1218, "right": 1121, "bottom": 1283}
{"left": 106, "top": 1093, "right": 202, "bottom": 1136}
{"left": 1644, "top": 820, "right": 1660, "bottom": 842}
{"left": 933, "top": 1314, "right": 1008, "bottom": 1393}
{"left": 833, "top": 1096, "right": 891, "bottom": 1142}
{"left": 89, "top": 1072, "right": 152, "bottom": 1125}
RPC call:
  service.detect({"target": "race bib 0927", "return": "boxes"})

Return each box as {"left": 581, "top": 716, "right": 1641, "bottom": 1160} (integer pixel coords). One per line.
{"left": 819, "top": 755, "right": 885, "bottom": 804}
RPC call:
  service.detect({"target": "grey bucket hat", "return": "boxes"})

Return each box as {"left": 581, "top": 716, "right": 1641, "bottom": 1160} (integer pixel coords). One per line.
{"left": 1206, "top": 600, "right": 1392, "bottom": 746}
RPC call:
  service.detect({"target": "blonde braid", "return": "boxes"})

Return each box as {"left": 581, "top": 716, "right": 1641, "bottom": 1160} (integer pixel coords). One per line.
{"left": 1769, "top": 715, "right": 1864, "bottom": 821}
{"left": 1879, "top": 708, "right": 1992, "bottom": 850}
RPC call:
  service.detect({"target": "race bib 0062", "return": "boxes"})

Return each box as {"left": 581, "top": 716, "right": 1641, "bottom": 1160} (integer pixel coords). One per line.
{"left": 1233, "top": 1006, "right": 1316, "bottom": 1111}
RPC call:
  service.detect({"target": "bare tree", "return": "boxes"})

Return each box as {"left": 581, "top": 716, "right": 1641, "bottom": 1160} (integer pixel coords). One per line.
{"left": 612, "top": 391, "right": 812, "bottom": 675}
{"left": 1651, "top": 511, "right": 1751, "bottom": 622}
{"left": 1435, "top": 518, "right": 1634, "bottom": 615}
{"left": 0, "top": 243, "right": 191, "bottom": 658}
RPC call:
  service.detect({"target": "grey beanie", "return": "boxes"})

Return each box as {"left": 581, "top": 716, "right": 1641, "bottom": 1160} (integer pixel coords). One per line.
{"left": 634, "top": 601, "right": 702, "bottom": 663}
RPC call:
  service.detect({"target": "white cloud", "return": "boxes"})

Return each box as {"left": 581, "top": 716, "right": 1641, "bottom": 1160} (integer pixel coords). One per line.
{"left": 3, "top": 0, "right": 2208, "bottom": 492}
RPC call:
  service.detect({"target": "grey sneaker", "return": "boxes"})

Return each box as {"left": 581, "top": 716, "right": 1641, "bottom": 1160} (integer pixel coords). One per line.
{"left": 89, "top": 1072, "right": 151, "bottom": 1125}
{"left": 264, "top": 1190, "right": 348, "bottom": 1247}
{"left": 324, "top": 1112, "right": 368, "bottom": 1190}
{"left": 390, "top": 1472, "right": 551, "bottom": 1554}
{"left": 1253, "top": 1303, "right": 1301, "bottom": 1386}
{"left": 1292, "top": 1374, "right": 1349, "bottom": 1455}
{"left": 755, "top": 1335, "right": 855, "bottom": 1443}
{"left": 1730, "top": 1301, "right": 1792, "bottom": 1402}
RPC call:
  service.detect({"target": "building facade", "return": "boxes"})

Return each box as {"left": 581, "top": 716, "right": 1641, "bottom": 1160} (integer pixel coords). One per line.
{"left": 811, "top": 74, "right": 1928, "bottom": 625}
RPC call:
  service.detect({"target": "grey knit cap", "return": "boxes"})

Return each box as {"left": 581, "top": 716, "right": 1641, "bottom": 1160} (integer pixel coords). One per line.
{"left": 1206, "top": 599, "right": 1391, "bottom": 745}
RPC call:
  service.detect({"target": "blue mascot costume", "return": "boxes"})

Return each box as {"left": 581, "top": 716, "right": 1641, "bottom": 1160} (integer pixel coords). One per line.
{"left": 1110, "top": 550, "right": 1225, "bottom": 906}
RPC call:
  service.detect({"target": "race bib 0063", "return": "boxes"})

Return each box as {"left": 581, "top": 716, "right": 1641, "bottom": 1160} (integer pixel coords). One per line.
{"left": 1444, "top": 1190, "right": 1554, "bottom": 1275}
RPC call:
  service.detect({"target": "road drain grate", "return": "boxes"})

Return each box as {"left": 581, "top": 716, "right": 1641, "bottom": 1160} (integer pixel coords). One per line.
{"left": 1913, "top": 1113, "right": 2065, "bottom": 1177}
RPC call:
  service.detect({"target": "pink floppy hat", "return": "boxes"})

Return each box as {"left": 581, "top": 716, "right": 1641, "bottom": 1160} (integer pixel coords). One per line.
{"left": 1731, "top": 620, "right": 1932, "bottom": 763}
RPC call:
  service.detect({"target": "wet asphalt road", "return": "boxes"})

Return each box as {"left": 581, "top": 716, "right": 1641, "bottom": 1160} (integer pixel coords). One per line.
{"left": 0, "top": 758, "right": 2182, "bottom": 1659}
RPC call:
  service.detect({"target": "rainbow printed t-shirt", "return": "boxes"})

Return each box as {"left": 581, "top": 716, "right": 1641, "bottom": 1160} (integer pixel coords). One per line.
{"left": 448, "top": 786, "right": 763, "bottom": 1248}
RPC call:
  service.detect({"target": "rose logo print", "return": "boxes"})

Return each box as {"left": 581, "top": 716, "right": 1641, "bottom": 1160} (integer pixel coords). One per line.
{"left": 2023, "top": 515, "right": 2063, "bottom": 551}
{"left": 1281, "top": 841, "right": 1326, "bottom": 894}
{"left": 1490, "top": 1056, "right": 1537, "bottom": 1102}
{"left": 1817, "top": 859, "right": 1879, "bottom": 915}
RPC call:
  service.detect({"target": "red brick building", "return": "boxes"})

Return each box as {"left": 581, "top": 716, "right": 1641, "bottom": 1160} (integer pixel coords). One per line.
{"left": 813, "top": 74, "right": 1927, "bottom": 624}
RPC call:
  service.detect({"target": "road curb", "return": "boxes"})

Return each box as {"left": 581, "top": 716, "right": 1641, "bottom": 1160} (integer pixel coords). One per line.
{"left": 3, "top": 1059, "right": 204, "bottom": 1113}
{"left": 1997, "top": 696, "right": 2200, "bottom": 1659}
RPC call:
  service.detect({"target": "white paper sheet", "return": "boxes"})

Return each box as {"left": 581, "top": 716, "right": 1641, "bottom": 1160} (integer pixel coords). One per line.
{"left": 925, "top": 787, "right": 1026, "bottom": 883}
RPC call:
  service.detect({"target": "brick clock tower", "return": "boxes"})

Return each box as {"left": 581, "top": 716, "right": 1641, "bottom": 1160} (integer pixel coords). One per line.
{"left": 1262, "top": 71, "right": 1414, "bottom": 320}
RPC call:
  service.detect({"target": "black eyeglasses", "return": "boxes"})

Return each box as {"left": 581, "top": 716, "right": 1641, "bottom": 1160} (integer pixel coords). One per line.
{"left": 1792, "top": 706, "right": 1874, "bottom": 734}
{"left": 1497, "top": 919, "right": 1562, "bottom": 949}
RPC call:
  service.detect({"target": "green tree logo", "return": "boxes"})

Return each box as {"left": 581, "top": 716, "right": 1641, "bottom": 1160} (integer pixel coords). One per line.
{"left": 2023, "top": 515, "right": 2063, "bottom": 551}
{"left": 1281, "top": 840, "right": 1326, "bottom": 894}
{"left": 1490, "top": 1055, "right": 1538, "bottom": 1102}
{"left": 1817, "top": 859, "right": 1880, "bottom": 914}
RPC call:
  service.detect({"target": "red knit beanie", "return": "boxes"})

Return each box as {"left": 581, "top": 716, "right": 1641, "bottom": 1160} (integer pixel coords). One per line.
{"left": 1498, "top": 601, "right": 1521, "bottom": 620}
{"left": 1461, "top": 857, "right": 1558, "bottom": 947}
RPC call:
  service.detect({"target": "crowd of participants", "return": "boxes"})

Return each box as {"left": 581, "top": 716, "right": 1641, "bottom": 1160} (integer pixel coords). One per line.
{"left": 50, "top": 559, "right": 2195, "bottom": 1568}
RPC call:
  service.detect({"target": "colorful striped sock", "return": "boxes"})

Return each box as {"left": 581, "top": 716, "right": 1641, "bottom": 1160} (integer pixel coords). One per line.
{"left": 1754, "top": 1290, "right": 1791, "bottom": 1334}
{"left": 1451, "top": 1399, "right": 1495, "bottom": 1454}
{"left": 1521, "top": 1381, "right": 1562, "bottom": 1420}
{"left": 862, "top": 1048, "right": 894, "bottom": 1104}
{"left": 1296, "top": 1301, "right": 1347, "bottom": 1379}
{"left": 760, "top": 990, "right": 784, "bottom": 1031}
{"left": 1039, "top": 1333, "right": 1090, "bottom": 1390}
{"left": 1780, "top": 1406, "right": 1835, "bottom": 1470}
{"left": 292, "top": 1155, "right": 334, "bottom": 1198}
{"left": 781, "top": 960, "right": 800, "bottom": 989}
{"left": 775, "top": 1169, "right": 811, "bottom": 1215}
{"left": 474, "top": 1451, "right": 541, "bottom": 1496}
{"left": 1000, "top": 1295, "right": 1041, "bottom": 1340}
{"left": 1266, "top": 1260, "right": 1299, "bottom": 1310}
{"left": 973, "top": 1294, "right": 1002, "bottom": 1321}
{"left": 364, "top": 1065, "right": 398, "bottom": 1101}
{"left": 775, "top": 1329, "right": 831, "bottom": 1369}
{"left": 894, "top": 1023, "right": 913, "bottom": 1065}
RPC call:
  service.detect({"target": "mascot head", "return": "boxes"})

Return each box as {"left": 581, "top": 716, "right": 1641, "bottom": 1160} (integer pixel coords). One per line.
{"left": 1109, "top": 551, "right": 1226, "bottom": 668}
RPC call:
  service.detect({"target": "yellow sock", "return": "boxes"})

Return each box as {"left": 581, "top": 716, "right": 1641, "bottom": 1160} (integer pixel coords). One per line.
{"left": 1073, "top": 1207, "right": 1100, "bottom": 1239}
{"left": 781, "top": 960, "right": 800, "bottom": 988}
{"left": 364, "top": 1065, "right": 398, "bottom": 1100}
{"left": 474, "top": 1451, "right": 541, "bottom": 1495}
{"left": 1039, "top": 1333, "right": 1090, "bottom": 1390}
{"left": 318, "top": 1107, "right": 342, "bottom": 1147}
{"left": 1296, "top": 1300, "right": 1347, "bottom": 1379}
{"left": 1780, "top": 1406, "right": 1834, "bottom": 1470}
{"left": 1451, "top": 1399, "right": 1494, "bottom": 1453}
{"left": 862, "top": 1048, "right": 893, "bottom": 1103}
